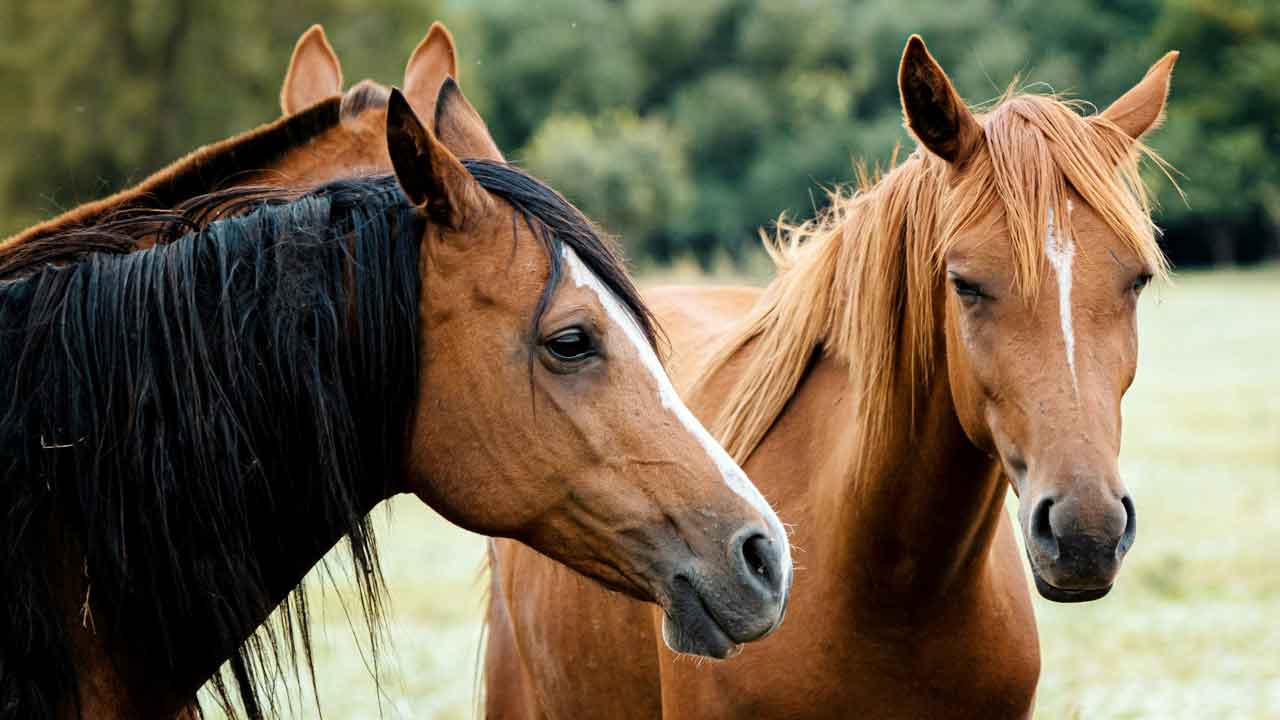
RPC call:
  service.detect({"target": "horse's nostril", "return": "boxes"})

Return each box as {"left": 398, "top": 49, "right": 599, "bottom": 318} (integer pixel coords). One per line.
{"left": 1117, "top": 494, "right": 1137, "bottom": 555}
{"left": 735, "top": 530, "right": 783, "bottom": 599}
{"left": 742, "top": 534, "right": 770, "bottom": 579}
{"left": 1030, "top": 497, "right": 1059, "bottom": 558}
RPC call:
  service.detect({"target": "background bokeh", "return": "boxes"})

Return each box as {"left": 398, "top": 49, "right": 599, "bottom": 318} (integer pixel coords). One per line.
{"left": 1, "top": 1, "right": 1276, "bottom": 718}
{"left": 2, "top": 0, "right": 1278, "bottom": 267}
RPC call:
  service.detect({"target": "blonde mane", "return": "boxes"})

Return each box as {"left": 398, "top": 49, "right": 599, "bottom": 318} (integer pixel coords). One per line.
{"left": 690, "top": 91, "right": 1171, "bottom": 464}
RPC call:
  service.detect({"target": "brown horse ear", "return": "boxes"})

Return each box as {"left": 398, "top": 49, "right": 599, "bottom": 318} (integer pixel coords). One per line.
{"left": 402, "top": 21, "right": 459, "bottom": 125}
{"left": 1099, "top": 51, "right": 1179, "bottom": 140}
{"left": 386, "top": 87, "right": 486, "bottom": 230}
{"left": 898, "top": 35, "right": 983, "bottom": 166}
{"left": 280, "top": 25, "right": 344, "bottom": 115}
{"left": 434, "top": 76, "right": 505, "bottom": 161}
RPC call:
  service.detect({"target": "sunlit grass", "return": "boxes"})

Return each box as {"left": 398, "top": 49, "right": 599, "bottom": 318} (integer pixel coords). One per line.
{"left": 205, "top": 264, "right": 1280, "bottom": 719}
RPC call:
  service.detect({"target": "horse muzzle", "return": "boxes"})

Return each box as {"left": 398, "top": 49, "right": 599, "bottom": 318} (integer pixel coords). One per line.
{"left": 659, "top": 525, "right": 790, "bottom": 658}
{"left": 1022, "top": 489, "right": 1136, "bottom": 603}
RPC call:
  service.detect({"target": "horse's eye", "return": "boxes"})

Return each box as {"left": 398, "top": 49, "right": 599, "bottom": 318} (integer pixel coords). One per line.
{"left": 950, "top": 274, "right": 987, "bottom": 303}
{"left": 545, "top": 329, "right": 595, "bottom": 362}
{"left": 1131, "top": 272, "right": 1153, "bottom": 294}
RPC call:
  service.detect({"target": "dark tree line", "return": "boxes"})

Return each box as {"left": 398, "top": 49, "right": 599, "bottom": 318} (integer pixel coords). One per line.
{"left": 2, "top": 0, "right": 1275, "bottom": 268}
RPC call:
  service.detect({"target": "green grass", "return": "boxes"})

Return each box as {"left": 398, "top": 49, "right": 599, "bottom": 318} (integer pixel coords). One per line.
{"left": 206, "top": 264, "right": 1280, "bottom": 719}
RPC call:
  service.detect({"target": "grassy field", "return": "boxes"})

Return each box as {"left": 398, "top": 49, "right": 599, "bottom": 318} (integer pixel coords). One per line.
{"left": 208, "top": 264, "right": 1280, "bottom": 719}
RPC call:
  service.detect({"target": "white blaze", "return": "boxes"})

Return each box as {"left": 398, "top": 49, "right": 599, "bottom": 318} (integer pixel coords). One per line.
{"left": 1045, "top": 202, "right": 1079, "bottom": 395}
{"left": 561, "top": 247, "right": 793, "bottom": 587}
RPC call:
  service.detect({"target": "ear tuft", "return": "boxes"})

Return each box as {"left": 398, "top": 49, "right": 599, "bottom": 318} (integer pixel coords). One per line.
{"left": 898, "top": 35, "right": 983, "bottom": 165}
{"left": 280, "top": 25, "right": 343, "bottom": 115}
{"left": 1099, "top": 50, "right": 1179, "bottom": 140}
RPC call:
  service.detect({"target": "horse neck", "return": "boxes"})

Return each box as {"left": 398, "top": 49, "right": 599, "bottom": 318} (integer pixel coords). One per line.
{"left": 62, "top": 355, "right": 395, "bottom": 715}
{"left": 810, "top": 352, "right": 1006, "bottom": 607}
{"left": 170, "top": 487, "right": 389, "bottom": 711}
{"left": 54, "top": 488, "right": 388, "bottom": 719}
{"left": 801, "top": 168, "right": 1008, "bottom": 608}
{"left": 4, "top": 198, "right": 420, "bottom": 718}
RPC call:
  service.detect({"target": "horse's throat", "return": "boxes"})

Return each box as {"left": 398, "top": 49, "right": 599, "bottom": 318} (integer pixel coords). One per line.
{"left": 814, "top": 364, "right": 1007, "bottom": 604}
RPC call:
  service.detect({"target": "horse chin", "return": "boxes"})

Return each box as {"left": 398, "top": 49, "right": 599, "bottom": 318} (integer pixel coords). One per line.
{"left": 658, "top": 577, "right": 744, "bottom": 660}
{"left": 1032, "top": 572, "right": 1113, "bottom": 603}
{"left": 660, "top": 612, "right": 743, "bottom": 660}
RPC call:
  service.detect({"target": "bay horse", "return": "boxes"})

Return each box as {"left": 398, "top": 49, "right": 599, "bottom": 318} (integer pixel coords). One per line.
{"left": 484, "top": 36, "right": 1177, "bottom": 718}
{"left": 0, "top": 21, "right": 455, "bottom": 273}
{"left": 0, "top": 86, "right": 790, "bottom": 719}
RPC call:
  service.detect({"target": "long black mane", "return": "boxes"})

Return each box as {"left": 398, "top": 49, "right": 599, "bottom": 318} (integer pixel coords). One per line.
{"left": 0, "top": 174, "right": 420, "bottom": 719}
{"left": 0, "top": 161, "right": 655, "bottom": 720}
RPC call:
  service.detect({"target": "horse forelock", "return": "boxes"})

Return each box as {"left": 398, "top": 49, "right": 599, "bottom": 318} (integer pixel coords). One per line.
{"left": 339, "top": 80, "right": 392, "bottom": 122}
{"left": 691, "top": 89, "right": 1170, "bottom": 467}
{"left": 0, "top": 176, "right": 422, "bottom": 719}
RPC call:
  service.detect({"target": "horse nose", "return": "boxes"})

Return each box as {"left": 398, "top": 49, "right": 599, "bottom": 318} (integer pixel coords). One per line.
{"left": 1052, "top": 492, "right": 1130, "bottom": 550}
{"left": 1030, "top": 491, "right": 1134, "bottom": 574}
{"left": 731, "top": 527, "right": 787, "bottom": 605}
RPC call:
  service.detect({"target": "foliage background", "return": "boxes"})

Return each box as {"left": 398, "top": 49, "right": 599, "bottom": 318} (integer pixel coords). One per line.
{"left": 2, "top": 0, "right": 1278, "bottom": 267}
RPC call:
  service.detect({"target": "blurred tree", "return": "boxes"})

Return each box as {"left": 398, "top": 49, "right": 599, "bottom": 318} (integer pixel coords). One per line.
{"left": 459, "top": 0, "right": 1165, "bottom": 265}
{"left": 452, "top": 0, "right": 646, "bottom": 152}
{"left": 523, "top": 111, "right": 693, "bottom": 262}
{"left": 0, "top": 0, "right": 445, "bottom": 236}
{"left": 0, "top": 0, "right": 1274, "bottom": 266}
{"left": 1146, "top": 0, "right": 1280, "bottom": 264}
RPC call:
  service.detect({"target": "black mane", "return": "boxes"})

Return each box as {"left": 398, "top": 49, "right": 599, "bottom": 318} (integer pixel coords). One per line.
{"left": 0, "top": 161, "right": 656, "bottom": 720}
{"left": 0, "top": 175, "right": 423, "bottom": 719}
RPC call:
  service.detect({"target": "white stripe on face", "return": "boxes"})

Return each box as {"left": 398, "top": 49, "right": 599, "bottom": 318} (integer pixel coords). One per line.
{"left": 561, "top": 247, "right": 793, "bottom": 587}
{"left": 1045, "top": 202, "right": 1079, "bottom": 395}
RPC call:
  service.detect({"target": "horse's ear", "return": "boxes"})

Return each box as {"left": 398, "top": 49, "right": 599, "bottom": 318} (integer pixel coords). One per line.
{"left": 402, "top": 21, "right": 459, "bottom": 125}
{"left": 1099, "top": 51, "right": 1179, "bottom": 140}
{"left": 280, "top": 25, "right": 344, "bottom": 115}
{"left": 386, "top": 87, "right": 487, "bottom": 231}
{"left": 898, "top": 35, "right": 983, "bottom": 166}
{"left": 434, "top": 76, "right": 505, "bottom": 161}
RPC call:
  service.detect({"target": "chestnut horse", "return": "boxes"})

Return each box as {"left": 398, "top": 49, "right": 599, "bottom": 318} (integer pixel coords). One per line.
{"left": 0, "top": 22, "right": 454, "bottom": 273}
{"left": 0, "top": 83, "right": 791, "bottom": 720}
{"left": 484, "top": 36, "right": 1177, "bottom": 718}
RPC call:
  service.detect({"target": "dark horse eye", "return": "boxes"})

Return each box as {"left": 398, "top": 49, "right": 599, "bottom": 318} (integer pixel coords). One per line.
{"left": 545, "top": 329, "right": 595, "bottom": 362}
{"left": 950, "top": 275, "right": 986, "bottom": 302}
{"left": 1131, "top": 272, "right": 1153, "bottom": 294}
